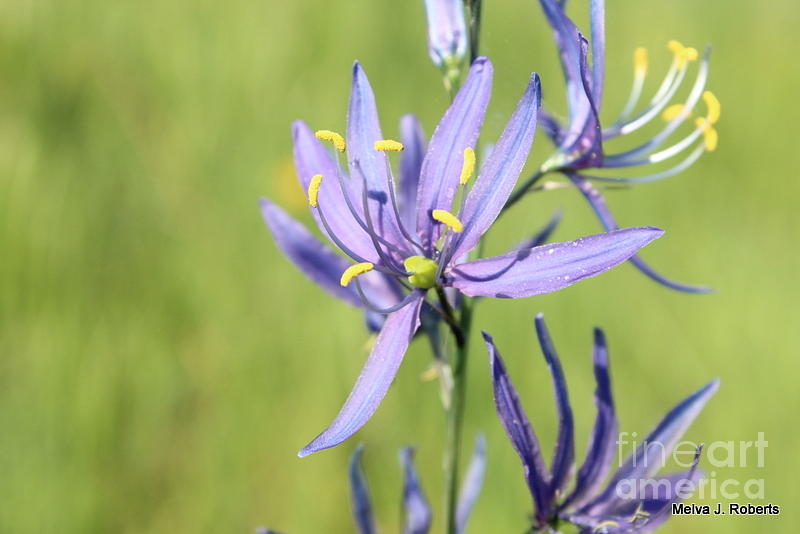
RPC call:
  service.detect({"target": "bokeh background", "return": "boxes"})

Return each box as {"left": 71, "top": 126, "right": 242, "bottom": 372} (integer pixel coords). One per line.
{"left": 1, "top": 0, "right": 798, "bottom": 532}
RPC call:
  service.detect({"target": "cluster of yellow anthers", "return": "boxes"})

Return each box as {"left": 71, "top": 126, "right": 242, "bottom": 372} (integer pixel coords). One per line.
{"left": 306, "top": 131, "right": 477, "bottom": 289}
{"left": 662, "top": 91, "right": 721, "bottom": 152}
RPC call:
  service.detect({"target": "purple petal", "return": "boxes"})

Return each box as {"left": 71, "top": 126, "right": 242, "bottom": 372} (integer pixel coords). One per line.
{"left": 586, "top": 381, "right": 718, "bottom": 513}
{"left": 399, "top": 114, "right": 427, "bottom": 232}
{"left": 456, "top": 435, "right": 487, "bottom": 534}
{"left": 349, "top": 445, "right": 377, "bottom": 534}
{"left": 449, "top": 74, "right": 541, "bottom": 259}
{"left": 260, "top": 198, "right": 360, "bottom": 308}
{"left": 347, "top": 62, "right": 406, "bottom": 247}
{"left": 298, "top": 294, "right": 424, "bottom": 457}
{"left": 538, "top": 0, "right": 595, "bottom": 150}
{"left": 566, "top": 173, "right": 712, "bottom": 293}
{"left": 559, "top": 327, "right": 617, "bottom": 511}
{"left": 449, "top": 227, "right": 663, "bottom": 299}
{"left": 292, "top": 121, "right": 379, "bottom": 262}
{"left": 400, "top": 448, "right": 433, "bottom": 534}
{"left": 416, "top": 57, "right": 493, "bottom": 250}
{"left": 534, "top": 315, "right": 574, "bottom": 503}
{"left": 589, "top": 0, "right": 606, "bottom": 110}
{"left": 485, "top": 332, "right": 552, "bottom": 524}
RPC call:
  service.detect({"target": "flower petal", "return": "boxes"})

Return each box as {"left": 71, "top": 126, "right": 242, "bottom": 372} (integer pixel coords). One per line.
{"left": 535, "top": 315, "right": 574, "bottom": 504}
{"left": 485, "top": 331, "right": 552, "bottom": 524}
{"left": 567, "top": 173, "right": 712, "bottom": 293}
{"left": 260, "top": 198, "right": 360, "bottom": 308}
{"left": 292, "top": 121, "right": 378, "bottom": 262}
{"left": 586, "top": 381, "right": 718, "bottom": 513}
{"left": 589, "top": 0, "right": 606, "bottom": 110}
{"left": 416, "top": 57, "right": 493, "bottom": 250}
{"left": 449, "top": 227, "right": 663, "bottom": 299}
{"left": 400, "top": 448, "right": 433, "bottom": 534}
{"left": 347, "top": 62, "right": 407, "bottom": 248}
{"left": 559, "top": 327, "right": 618, "bottom": 511}
{"left": 349, "top": 445, "right": 377, "bottom": 534}
{"left": 456, "top": 434, "right": 487, "bottom": 534}
{"left": 399, "top": 114, "right": 427, "bottom": 232}
{"left": 449, "top": 73, "right": 542, "bottom": 259}
{"left": 298, "top": 294, "right": 424, "bottom": 456}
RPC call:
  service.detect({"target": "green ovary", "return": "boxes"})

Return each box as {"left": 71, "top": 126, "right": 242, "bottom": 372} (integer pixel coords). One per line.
{"left": 403, "top": 255, "right": 439, "bottom": 289}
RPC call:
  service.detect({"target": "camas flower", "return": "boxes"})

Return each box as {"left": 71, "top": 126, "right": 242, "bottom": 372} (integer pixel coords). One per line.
{"left": 260, "top": 440, "right": 486, "bottom": 534}
{"left": 484, "top": 314, "right": 719, "bottom": 533}
{"left": 533, "top": 0, "right": 720, "bottom": 292}
{"left": 423, "top": 0, "right": 469, "bottom": 71}
{"left": 261, "top": 57, "right": 664, "bottom": 457}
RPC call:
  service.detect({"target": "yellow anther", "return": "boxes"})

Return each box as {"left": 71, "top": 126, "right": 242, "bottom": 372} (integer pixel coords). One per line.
{"left": 667, "top": 40, "right": 685, "bottom": 55}
{"left": 340, "top": 262, "right": 374, "bottom": 287}
{"left": 431, "top": 209, "right": 463, "bottom": 233}
{"left": 307, "top": 174, "right": 323, "bottom": 207}
{"left": 662, "top": 104, "right": 688, "bottom": 122}
{"left": 315, "top": 130, "right": 346, "bottom": 152}
{"left": 694, "top": 118, "right": 718, "bottom": 151}
{"left": 374, "top": 139, "right": 405, "bottom": 152}
{"left": 633, "top": 47, "right": 648, "bottom": 75}
{"left": 459, "top": 147, "right": 476, "bottom": 185}
{"left": 683, "top": 47, "right": 699, "bottom": 62}
{"left": 703, "top": 91, "right": 721, "bottom": 124}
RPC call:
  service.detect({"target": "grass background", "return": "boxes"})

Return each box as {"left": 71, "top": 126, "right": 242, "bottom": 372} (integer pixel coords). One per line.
{"left": 1, "top": 0, "right": 797, "bottom": 532}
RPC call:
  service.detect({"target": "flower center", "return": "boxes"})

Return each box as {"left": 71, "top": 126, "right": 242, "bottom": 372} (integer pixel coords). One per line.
{"left": 403, "top": 255, "right": 439, "bottom": 289}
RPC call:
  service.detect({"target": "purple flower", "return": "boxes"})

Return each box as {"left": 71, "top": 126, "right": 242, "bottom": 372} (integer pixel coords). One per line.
{"left": 534, "top": 0, "right": 719, "bottom": 292}
{"left": 261, "top": 57, "right": 664, "bottom": 457}
{"left": 484, "top": 314, "right": 719, "bottom": 532}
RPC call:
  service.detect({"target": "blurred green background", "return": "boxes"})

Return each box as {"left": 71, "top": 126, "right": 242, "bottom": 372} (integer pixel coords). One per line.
{"left": 1, "top": 0, "right": 798, "bottom": 532}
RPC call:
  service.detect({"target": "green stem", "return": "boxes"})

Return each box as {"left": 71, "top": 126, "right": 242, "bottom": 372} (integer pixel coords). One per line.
{"left": 442, "top": 297, "right": 473, "bottom": 534}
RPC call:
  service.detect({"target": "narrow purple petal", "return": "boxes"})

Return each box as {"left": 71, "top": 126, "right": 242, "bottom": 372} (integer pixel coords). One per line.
{"left": 292, "top": 121, "right": 379, "bottom": 262}
{"left": 298, "top": 294, "right": 424, "bottom": 457}
{"left": 349, "top": 445, "right": 377, "bottom": 534}
{"left": 416, "top": 57, "right": 493, "bottom": 250}
{"left": 347, "top": 62, "right": 406, "bottom": 247}
{"left": 485, "top": 332, "right": 552, "bottom": 524}
{"left": 538, "top": 0, "right": 593, "bottom": 148}
{"left": 260, "top": 198, "right": 360, "bottom": 307}
{"left": 400, "top": 448, "right": 433, "bottom": 534}
{"left": 560, "top": 327, "right": 617, "bottom": 511}
{"left": 399, "top": 114, "right": 427, "bottom": 232}
{"left": 534, "top": 315, "right": 574, "bottom": 503}
{"left": 456, "top": 434, "right": 487, "bottom": 534}
{"left": 567, "top": 173, "right": 712, "bottom": 293}
{"left": 589, "top": 0, "right": 606, "bottom": 109}
{"left": 449, "top": 74, "right": 541, "bottom": 259}
{"left": 449, "top": 227, "right": 663, "bottom": 299}
{"left": 586, "top": 381, "right": 718, "bottom": 513}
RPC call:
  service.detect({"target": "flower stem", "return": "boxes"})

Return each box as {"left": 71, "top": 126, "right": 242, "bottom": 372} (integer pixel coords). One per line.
{"left": 442, "top": 296, "right": 473, "bottom": 534}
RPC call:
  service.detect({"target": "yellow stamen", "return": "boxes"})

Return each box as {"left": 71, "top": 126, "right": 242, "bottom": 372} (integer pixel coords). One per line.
{"left": 662, "top": 104, "right": 688, "bottom": 122}
{"left": 315, "top": 129, "right": 346, "bottom": 152}
{"left": 667, "top": 40, "right": 685, "bottom": 55}
{"left": 431, "top": 209, "right": 463, "bottom": 233}
{"left": 683, "top": 47, "right": 699, "bottom": 62}
{"left": 374, "top": 139, "right": 404, "bottom": 152}
{"left": 633, "top": 47, "right": 648, "bottom": 75}
{"left": 592, "top": 521, "right": 621, "bottom": 533}
{"left": 459, "top": 147, "right": 476, "bottom": 185}
{"left": 703, "top": 90, "right": 721, "bottom": 124}
{"left": 695, "top": 118, "right": 718, "bottom": 151}
{"left": 307, "top": 174, "right": 323, "bottom": 207}
{"left": 340, "top": 262, "right": 374, "bottom": 287}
